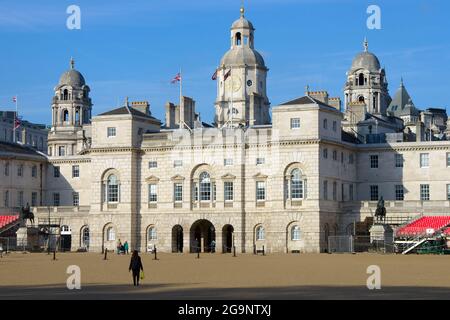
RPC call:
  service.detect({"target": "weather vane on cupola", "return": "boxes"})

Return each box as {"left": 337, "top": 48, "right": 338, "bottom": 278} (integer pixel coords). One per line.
{"left": 364, "top": 37, "right": 369, "bottom": 52}
{"left": 240, "top": 0, "right": 245, "bottom": 17}
{"left": 70, "top": 57, "right": 75, "bottom": 70}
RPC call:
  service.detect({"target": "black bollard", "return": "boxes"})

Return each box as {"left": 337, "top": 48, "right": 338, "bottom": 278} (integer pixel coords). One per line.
{"left": 104, "top": 248, "right": 108, "bottom": 260}
{"left": 253, "top": 244, "right": 256, "bottom": 255}
{"left": 262, "top": 245, "right": 265, "bottom": 256}
{"left": 53, "top": 250, "right": 56, "bottom": 260}
{"left": 233, "top": 246, "right": 236, "bottom": 257}
{"left": 197, "top": 247, "right": 200, "bottom": 259}
{"left": 153, "top": 245, "right": 158, "bottom": 260}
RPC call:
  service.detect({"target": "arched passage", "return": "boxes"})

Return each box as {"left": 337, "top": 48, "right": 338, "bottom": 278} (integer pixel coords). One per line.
{"left": 172, "top": 225, "right": 184, "bottom": 253}
{"left": 222, "top": 224, "right": 234, "bottom": 253}
{"left": 190, "top": 220, "right": 215, "bottom": 253}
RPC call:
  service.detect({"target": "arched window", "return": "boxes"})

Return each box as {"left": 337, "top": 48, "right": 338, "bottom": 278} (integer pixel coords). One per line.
{"left": 148, "top": 227, "right": 157, "bottom": 241}
{"left": 75, "top": 110, "right": 80, "bottom": 125}
{"left": 63, "top": 110, "right": 69, "bottom": 122}
{"left": 82, "top": 227, "right": 90, "bottom": 248}
{"left": 107, "top": 174, "right": 119, "bottom": 203}
{"left": 291, "top": 169, "right": 304, "bottom": 199}
{"left": 291, "top": 226, "right": 301, "bottom": 241}
{"left": 358, "top": 73, "right": 364, "bottom": 86}
{"left": 199, "top": 172, "right": 211, "bottom": 201}
{"left": 235, "top": 32, "right": 242, "bottom": 46}
{"left": 358, "top": 96, "right": 365, "bottom": 103}
{"left": 107, "top": 227, "right": 115, "bottom": 241}
{"left": 256, "top": 225, "right": 265, "bottom": 241}
{"left": 63, "top": 89, "right": 68, "bottom": 100}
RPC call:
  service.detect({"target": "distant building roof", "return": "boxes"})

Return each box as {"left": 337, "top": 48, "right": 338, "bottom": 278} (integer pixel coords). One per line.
{"left": 0, "top": 141, "right": 47, "bottom": 160}
{"left": 98, "top": 106, "right": 160, "bottom": 122}
{"left": 280, "top": 95, "right": 338, "bottom": 111}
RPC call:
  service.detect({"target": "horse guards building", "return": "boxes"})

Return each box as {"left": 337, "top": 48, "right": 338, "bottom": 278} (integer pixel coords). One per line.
{"left": 1, "top": 7, "right": 450, "bottom": 254}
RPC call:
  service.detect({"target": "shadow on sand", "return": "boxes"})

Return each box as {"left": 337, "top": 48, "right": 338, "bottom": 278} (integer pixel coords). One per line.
{"left": 1, "top": 284, "right": 450, "bottom": 300}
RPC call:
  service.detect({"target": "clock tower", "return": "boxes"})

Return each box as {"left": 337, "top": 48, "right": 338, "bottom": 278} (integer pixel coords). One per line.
{"left": 214, "top": 7, "right": 270, "bottom": 128}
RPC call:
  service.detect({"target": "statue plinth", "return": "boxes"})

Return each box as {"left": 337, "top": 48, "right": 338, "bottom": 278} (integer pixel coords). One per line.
{"left": 369, "top": 224, "right": 394, "bottom": 253}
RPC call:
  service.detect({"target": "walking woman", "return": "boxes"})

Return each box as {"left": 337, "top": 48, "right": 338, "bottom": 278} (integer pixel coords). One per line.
{"left": 129, "top": 250, "right": 144, "bottom": 286}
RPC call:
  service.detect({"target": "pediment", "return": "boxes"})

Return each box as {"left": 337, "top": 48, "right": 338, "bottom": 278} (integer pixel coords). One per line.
{"left": 145, "top": 175, "right": 160, "bottom": 183}
{"left": 221, "top": 173, "right": 236, "bottom": 180}
{"left": 253, "top": 172, "right": 268, "bottom": 180}
{"left": 171, "top": 174, "right": 185, "bottom": 181}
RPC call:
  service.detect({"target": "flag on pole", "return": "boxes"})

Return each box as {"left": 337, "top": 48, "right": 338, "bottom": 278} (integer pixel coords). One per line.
{"left": 171, "top": 73, "right": 181, "bottom": 84}
{"left": 212, "top": 69, "right": 218, "bottom": 81}
{"left": 14, "top": 116, "right": 21, "bottom": 130}
{"left": 224, "top": 69, "right": 231, "bottom": 81}
{"left": 12, "top": 96, "right": 17, "bottom": 103}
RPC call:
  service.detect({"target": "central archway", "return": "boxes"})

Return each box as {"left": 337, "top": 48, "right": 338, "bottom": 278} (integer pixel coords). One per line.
{"left": 190, "top": 220, "right": 215, "bottom": 253}
{"left": 222, "top": 225, "right": 234, "bottom": 253}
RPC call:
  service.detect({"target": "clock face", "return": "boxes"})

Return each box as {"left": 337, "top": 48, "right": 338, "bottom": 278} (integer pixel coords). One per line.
{"left": 226, "top": 75, "right": 242, "bottom": 92}
{"left": 247, "top": 80, "right": 253, "bottom": 87}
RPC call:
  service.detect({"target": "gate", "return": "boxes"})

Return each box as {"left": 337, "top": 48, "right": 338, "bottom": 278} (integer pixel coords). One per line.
{"left": 328, "top": 235, "right": 354, "bottom": 253}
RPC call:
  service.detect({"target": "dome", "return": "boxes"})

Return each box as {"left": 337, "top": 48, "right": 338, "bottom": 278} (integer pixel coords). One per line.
{"left": 351, "top": 51, "right": 381, "bottom": 72}
{"left": 58, "top": 69, "right": 86, "bottom": 87}
{"left": 220, "top": 47, "right": 265, "bottom": 67}
{"left": 231, "top": 16, "right": 254, "bottom": 30}
{"left": 58, "top": 58, "right": 86, "bottom": 87}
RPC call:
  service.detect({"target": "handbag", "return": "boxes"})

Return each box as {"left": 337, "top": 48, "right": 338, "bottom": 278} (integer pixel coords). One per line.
{"left": 140, "top": 270, "right": 145, "bottom": 280}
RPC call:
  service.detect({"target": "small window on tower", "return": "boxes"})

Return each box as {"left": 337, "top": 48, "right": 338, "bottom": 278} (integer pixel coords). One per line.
{"left": 244, "top": 36, "right": 249, "bottom": 45}
{"left": 236, "top": 32, "right": 242, "bottom": 46}
{"left": 63, "top": 110, "right": 69, "bottom": 122}
{"left": 358, "top": 73, "right": 364, "bottom": 86}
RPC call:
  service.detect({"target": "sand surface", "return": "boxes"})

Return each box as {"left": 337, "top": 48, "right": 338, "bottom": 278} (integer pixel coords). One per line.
{"left": 1, "top": 252, "right": 450, "bottom": 299}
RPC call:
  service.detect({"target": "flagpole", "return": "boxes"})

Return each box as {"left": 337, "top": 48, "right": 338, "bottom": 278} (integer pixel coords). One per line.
{"left": 13, "top": 95, "right": 18, "bottom": 143}
{"left": 179, "top": 68, "right": 183, "bottom": 129}
{"left": 230, "top": 69, "right": 233, "bottom": 129}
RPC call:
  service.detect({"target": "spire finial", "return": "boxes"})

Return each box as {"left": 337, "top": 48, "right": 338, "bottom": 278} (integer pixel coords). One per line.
{"left": 400, "top": 77, "right": 404, "bottom": 86}
{"left": 125, "top": 96, "right": 129, "bottom": 107}
{"left": 305, "top": 84, "right": 310, "bottom": 95}
{"left": 363, "top": 37, "right": 368, "bottom": 52}
{"left": 70, "top": 57, "right": 75, "bottom": 70}
{"left": 240, "top": 0, "right": 245, "bottom": 17}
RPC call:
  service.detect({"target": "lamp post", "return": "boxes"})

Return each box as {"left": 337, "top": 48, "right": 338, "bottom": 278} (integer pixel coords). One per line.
{"left": 47, "top": 206, "right": 51, "bottom": 255}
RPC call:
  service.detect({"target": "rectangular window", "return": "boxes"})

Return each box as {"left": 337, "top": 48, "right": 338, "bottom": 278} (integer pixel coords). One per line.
{"left": 149, "top": 184, "right": 157, "bottom": 203}
{"left": 224, "top": 159, "right": 233, "bottom": 166}
{"left": 447, "top": 153, "right": 450, "bottom": 167}
{"left": 194, "top": 183, "right": 198, "bottom": 201}
{"left": 333, "top": 150, "right": 337, "bottom": 161}
{"left": 323, "top": 119, "right": 328, "bottom": 129}
{"left": 370, "top": 185, "right": 379, "bottom": 201}
{"left": 420, "top": 153, "right": 429, "bottom": 168}
{"left": 58, "top": 146, "right": 65, "bottom": 156}
{"left": 4, "top": 191, "right": 9, "bottom": 208}
{"left": 224, "top": 182, "right": 234, "bottom": 201}
{"left": 72, "top": 165, "right": 80, "bottom": 178}
{"left": 370, "top": 155, "right": 379, "bottom": 169}
{"left": 256, "top": 181, "right": 266, "bottom": 201}
{"left": 73, "top": 192, "right": 79, "bottom": 206}
{"left": 31, "top": 166, "right": 37, "bottom": 178}
{"left": 17, "top": 191, "right": 23, "bottom": 207}
{"left": 31, "top": 192, "right": 38, "bottom": 207}
{"left": 4, "top": 163, "right": 9, "bottom": 176}
{"left": 349, "top": 154, "right": 354, "bottom": 164}
{"left": 17, "top": 165, "right": 23, "bottom": 177}
{"left": 395, "top": 185, "right": 404, "bottom": 201}
{"left": 333, "top": 182, "right": 337, "bottom": 201}
{"left": 148, "top": 161, "right": 158, "bottom": 169}
{"left": 447, "top": 184, "right": 450, "bottom": 201}
{"left": 54, "top": 166, "right": 60, "bottom": 178}
{"left": 174, "top": 160, "right": 183, "bottom": 168}
{"left": 107, "top": 127, "right": 116, "bottom": 137}
{"left": 174, "top": 183, "right": 183, "bottom": 202}
{"left": 341, "top": 152, "right": 344, "bottom": 164}
{"left": 323, "top": 181, "right": 328, "bottom": 200}
{"left": 53, "top": 193, "right": 60, "bottom": 207}
{"left": 323, "top": 148, "right": 328, "bottom": 159}
{"left": 107, "top": 184, "right": 119, "bottom": 203}
{"left": 420, "top": 184, "right": 430, "bottom": 201}
{"left": 290, "top": 118, "right": 300, "bottom": 129}
{"left": 349, "top": 184, "right": 354, "bottom": 201}
{"left": 332, "top": 121, "right": 337, "bottom": 132}
{"left": 256, "top": 158, "right": 265, "bottom": 165}
{"left": 395, "top": 154, "right": 404, "bottom": 168}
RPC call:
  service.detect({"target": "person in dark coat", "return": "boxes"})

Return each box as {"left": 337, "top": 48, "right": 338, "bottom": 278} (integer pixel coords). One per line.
{"left": 129, "top": 250, "right": 144, "bottom": 286}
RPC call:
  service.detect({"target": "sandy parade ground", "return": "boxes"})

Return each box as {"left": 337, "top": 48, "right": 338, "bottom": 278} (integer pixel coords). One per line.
{"left": 1, "top": 251, "right": 450, "bottom": 299}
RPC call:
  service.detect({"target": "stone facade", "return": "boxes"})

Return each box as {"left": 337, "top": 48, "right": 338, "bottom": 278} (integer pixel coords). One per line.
{"left": 2, "top": 7, "right": 450, "bottom": 254}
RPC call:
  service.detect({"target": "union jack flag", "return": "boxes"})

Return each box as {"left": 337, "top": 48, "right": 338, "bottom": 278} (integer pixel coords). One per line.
{"left": 14, "top": 116, "right": 21, "bottom": 130}
{"left": 171, "top": 73, "right": 181, "bottom": 84}
{"left": 12, "top": 96, "right": 17, "bottom": 103}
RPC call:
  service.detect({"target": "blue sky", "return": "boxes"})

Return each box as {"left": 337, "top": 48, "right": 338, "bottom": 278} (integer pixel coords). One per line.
{"left": 0, "top": 0, "right": 449, "bottom": 125}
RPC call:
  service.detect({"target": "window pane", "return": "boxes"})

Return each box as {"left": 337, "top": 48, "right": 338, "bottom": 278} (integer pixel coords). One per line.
{"left": 224, "top": 182, "right": 234, "bottom": 201}
{"left": 200, "top": 172, "right": 211, "bottom": 201}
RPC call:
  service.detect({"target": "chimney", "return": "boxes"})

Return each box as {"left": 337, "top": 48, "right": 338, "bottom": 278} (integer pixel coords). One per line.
{"left": 328, "top": 97, "right": 341, "bottom": 111}
{"left": 131, "top": 101, "right": 150, "bottom": 115}
{"left": 165, "top": 102, "right": 177, "bottom": 128}
{"left": 308, "top": 91, "right": 329, "bottom": 105}
{"left": 180, "top": 96, "right": 196, "bottom": 129}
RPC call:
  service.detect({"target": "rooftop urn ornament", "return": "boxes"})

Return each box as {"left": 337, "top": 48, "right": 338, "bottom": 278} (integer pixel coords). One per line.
{"left": 70, "top": 57, "right": 75, "bottom": 70}
{"left": 364, "top": 37, "right": 369, "bottom": 52}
